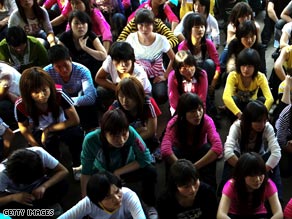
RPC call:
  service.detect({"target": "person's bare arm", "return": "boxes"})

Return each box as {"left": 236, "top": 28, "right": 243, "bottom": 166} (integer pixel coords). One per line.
{"left": 51, "top": 14, "right": 67, "bottom": 27}
{"left": 95, "top": 67, "right": 116, "bottom": 91}
{"left": 281, "top": 2, "right": 292, "bottom": 22}
{"left": 274, "top": 48, "right": 289, "bottom": 81}
{"left": 79, "top": 37, "right": 107, "bottom": 61}
{"left": 18, "top": 121, "right": 40, "bottom": 146}
{"left": 32, "top": 163, "right": 69, "bottom": 200}
{"left": 267, "top": 2, "right": 278, "bottom": 22}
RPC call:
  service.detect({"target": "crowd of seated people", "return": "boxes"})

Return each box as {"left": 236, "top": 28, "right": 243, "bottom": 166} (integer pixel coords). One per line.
{"left": 2, "top": 0, "right": 292, "bottom": 218}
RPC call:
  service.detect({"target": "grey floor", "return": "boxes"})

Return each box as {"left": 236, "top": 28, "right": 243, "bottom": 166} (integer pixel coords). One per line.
{"left": 7, "top": 9, "right": 292, "bottom": 214}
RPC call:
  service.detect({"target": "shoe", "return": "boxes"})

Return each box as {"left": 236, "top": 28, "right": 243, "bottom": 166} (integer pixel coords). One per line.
{"left": 73, "top": 167, "right": 81, "bottom": 181}
{"left": 147, "top": 206, "right": 158, "bottom": 219}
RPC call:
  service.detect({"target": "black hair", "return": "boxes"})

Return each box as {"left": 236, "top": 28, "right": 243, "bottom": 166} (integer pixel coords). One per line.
{"left": 174, "top": 93, "right": 204, "bottom": 149}
{"left": 48, "top": 45, "right": 71, "bottom": 63}
{"left": 193, "top": 0, "right": 210, "bottom": 18}
{"left": 20, "top": 67, "right": 60, "bottom": 127}
{"left": 236, "top": 48, "right": 260, "bottom": 79}
{"left": 70, "top": 0, "right": 92, "bottom": 15}
{"left": 167, "top": 159, "right": 200, "bottom": 193}
{"left": 87, "top": 171, "right": 122, "bottom": 206}
{"left": 100, "top": 109, "right": 130, "bottom": 170}
{"left": 6, "top": 149, "right": 45, "bottom": 185}
{"left": 116, "top": 77, "right": 146, "bottom": 123}
{"left": 173, "top": 50, "right": 203, "bottom": 95}
{"left": 183, "top": 13, "right": 207, "bottom": 60}
{"left": 233, "top": 152, "right": 268, "bottom": 214}
{"left": 228, "top": 2, "right": 254, "bottom": 29}
{"left": 109, "top": 42, "right": 135, "bottom": 63}
{"left": 6, "top": 26, "right": 27, "bottom": 47}
{"left": 240, "top": 100, "right": 268, "bottom": 153}
{"left": 68, "top": 10, "right": 92, "bottom": 35}
{"left": 16, "top": 0, "right": 45, "bottom": 24}
{"left": 135, "top": 8, "right": 155, "bottom": 24}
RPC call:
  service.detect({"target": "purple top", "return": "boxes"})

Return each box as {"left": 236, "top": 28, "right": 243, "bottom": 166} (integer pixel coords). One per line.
{"left": 161, "top": 114, "right": 222, "bottom": 158}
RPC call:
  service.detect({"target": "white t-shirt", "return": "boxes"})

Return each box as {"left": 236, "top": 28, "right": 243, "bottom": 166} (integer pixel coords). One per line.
{"left": 102, "top": 56, "right": 152, "bottom": 94}
{"left": 174, "top": 12, "right": 220, "bottom": 45}
{"left": 58, "top": 187, "right": 146, "bottom": 219}
{"left": 126, "top": 32, "right": 170, "bottom": 62}
{"left": 0, "top": 147, "right": 59, "bottom": 193}
{"left": 0, "top": 63, "right": 21, "bottom": 96}
{"left": 282, "top": 22, "right": 292, "bottom": 44}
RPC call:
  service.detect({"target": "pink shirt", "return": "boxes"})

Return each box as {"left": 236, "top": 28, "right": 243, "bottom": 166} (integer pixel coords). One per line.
{"left": 161, "top": 114, "right": 222, "bottom": 158}
{"left": 44, "top": 0, "right": 67, "bottom": 11}
{"left": 178, "top": 39, "right": 221, "bottom": 74}
{"left": 285, "top": 198, "right": 292, "bottom": 218}
{"left": 223, "top": 179, "right": 277, "bottom": 215}
{"left": 168, "top": 69, "right": 208, "bottom": 113}
{"left": 128, "top": 0, "right": 179, "bottom": 23}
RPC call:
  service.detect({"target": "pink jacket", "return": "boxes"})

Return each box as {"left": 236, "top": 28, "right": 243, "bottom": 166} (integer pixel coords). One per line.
{"left": 161, "top": 114, "right": 223, "bottom": 158}
{"left": 178, "top": 39, "right": 221, "bottom": 74}
{"left": 168, "top": 69, "right": 208, "bottom": 112}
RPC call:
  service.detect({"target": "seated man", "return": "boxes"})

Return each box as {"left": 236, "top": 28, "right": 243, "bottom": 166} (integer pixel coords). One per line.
{"left": 0, "top": 26, "right": 49, "bottom": 73}
{"left": 0, "top": 147, "right": 68, "bottom": 215}
{"left": 44, "top": 45, "right": 98, "bottom": 132}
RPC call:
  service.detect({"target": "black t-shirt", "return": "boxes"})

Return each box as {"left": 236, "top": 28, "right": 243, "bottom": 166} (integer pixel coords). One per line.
{"left": 156, "top": 182, "right": 218, "bottom": 219}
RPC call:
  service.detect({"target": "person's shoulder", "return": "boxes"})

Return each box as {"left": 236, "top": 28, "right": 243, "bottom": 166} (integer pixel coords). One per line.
{"left": 27, "top": 36, "right": 42, "bottom": 44}
{"left": 72, "top": 62, "right": 90, "bottom": 72}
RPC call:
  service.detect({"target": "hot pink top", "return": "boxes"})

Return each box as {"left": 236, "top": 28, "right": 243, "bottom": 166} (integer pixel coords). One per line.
{"left": 128, "top": 0, "right": 179, "bottom": 23}
{"left": 161, "top": 114, "right": 222, "bottom": 158}
{"left": 222, "top": 179, "right": 277, "bottom": 215}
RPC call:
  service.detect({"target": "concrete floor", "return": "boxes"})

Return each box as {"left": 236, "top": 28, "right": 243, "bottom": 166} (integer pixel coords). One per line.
{"left": 7, "top": 9, "right": 292, "bottom": 215}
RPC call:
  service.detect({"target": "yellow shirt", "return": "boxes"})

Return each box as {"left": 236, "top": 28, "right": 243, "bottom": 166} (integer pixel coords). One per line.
{"left": 179, "top": 0, "right": 215, "bottom": 19}
{"left": 223, "top": 71, "right": 274, "bottom": 115}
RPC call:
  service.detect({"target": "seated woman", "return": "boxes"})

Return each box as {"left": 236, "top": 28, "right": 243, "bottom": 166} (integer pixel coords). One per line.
{"left": 174, "top": 0, "right": 220, "bottom": 47}
{"left": 67, "top": 0, "right": 112, "bottom": 52}
{"left": 226, "top": 20, "right": 266, "bottom": 75}
{"left": 126, "top": 9, "right": 175, "bottom": 104}
{"left": 156, "top": 159, "right": 218, "bottom": 219}
{"left": 178, "top": 12, "right": 220, "bottom": 93}
{"left": 15, "top": 67, "right": 83, "bottom": 172}
{"left": 217, "top": 152, "right": 283, "bottom": 219}
{"left": 0, "top": 0, "right": 16, "bottom": 41}
{"left": 59, "top": 10, "right": 107, "bottom": 80}
{"left": 58, "top": 171, "right": 146, "bottom": 219}
{"left": 80, "top": 109, "right": 157, "bottom": 209}
{"left": 117, "top": 14, "right": 178, "bottom": 49}
{"left": 8, "top": 0, "right": 56, "bottom": 48}
{"left": 128, "top": 0, "right": 179, "bottom": 31}
{"left": 222, "top": 48, "right": 273, "bottom": 121}
{"left": 95, "top": 41, "right": 151, "bottom": 108}
{"left": 219, "top": 101, "right": 282, "bottom": 199}
{"left": 161, "top": 93, "right": 222, "bottom": 188}
{"left": 220, "top": 2, "right": 260, "bottom": 71}
{"left": 168, "top": 50, "right": 208, "bottom": 115}
{"left": 109, "top": 77, "right": 161, "bottom": 152}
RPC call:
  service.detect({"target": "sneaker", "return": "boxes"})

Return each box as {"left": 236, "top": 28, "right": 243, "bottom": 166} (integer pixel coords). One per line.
{"left": 147, "top": 206, "right": 158, "bottom": 219}
{"left": 73, "top": 167, "right": 81, "bottom": 181}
